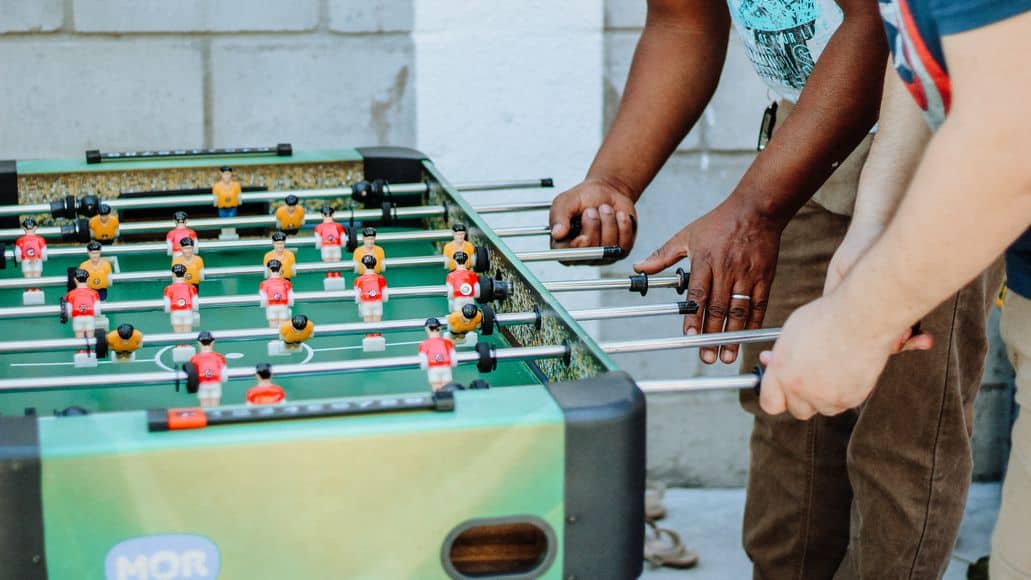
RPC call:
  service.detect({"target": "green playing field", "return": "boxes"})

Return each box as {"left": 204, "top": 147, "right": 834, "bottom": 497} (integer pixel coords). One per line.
{"left": 0, "top": 230, "right": 540, "bottom": 415}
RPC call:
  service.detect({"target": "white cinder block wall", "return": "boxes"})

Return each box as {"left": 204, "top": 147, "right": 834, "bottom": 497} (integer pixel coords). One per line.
{"left": 0, "top": 0, "right": 1012, "bottom": 485}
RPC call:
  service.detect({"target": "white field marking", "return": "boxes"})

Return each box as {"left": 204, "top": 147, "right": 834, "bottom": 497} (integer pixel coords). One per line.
{"left": 153, "top": 344, "right": 314, "bottom": 370}
{"left": 11, "top": 357, "right": 155, "bottom": 368}
{"left": 225, "top": 352, "right": 244, "bottom": 359}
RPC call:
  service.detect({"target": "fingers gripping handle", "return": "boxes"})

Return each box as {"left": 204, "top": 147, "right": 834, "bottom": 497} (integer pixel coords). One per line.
{"left": 560, "top": 214, "right": 638, "bottom": 243}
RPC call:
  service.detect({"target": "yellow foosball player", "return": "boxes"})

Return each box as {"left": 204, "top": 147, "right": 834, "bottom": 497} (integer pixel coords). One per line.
{"left": 88, "top": 204, "right": 120, "bottom": 243}
{"left": 269, "top": 314, "right": 315, "bottom": 357}
{"left": 352, "top": 226, "right": 386, "bottom": 273}
{"left": 275, "top": 194, "right": 305, "bottom": 235}
{"left": 171, "top": 238, "right": 205, "bottom": 291}
{"left": 443, "top": 223, "right": 474, "bottom": 270}
{"left": 447, "top": 303, "right": 483, "bottom": 345}
{"left": 107, "top": 324, "right": 143, "bottom": 362}
{"left": 213, "top": 166, "right": 242, "bottom": 240}
{"left": 263, "top": 231, "right": 297, "bottom": 279}
{"left": 79, "top": 241, "right": 113, "bottom": 302}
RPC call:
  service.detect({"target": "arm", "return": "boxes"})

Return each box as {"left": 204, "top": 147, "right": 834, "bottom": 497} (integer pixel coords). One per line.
{"left": 163, "top": 296, "right": 171, "bottom": 313}
{"left": 761, "top": 12, "right": 1031, "bottom": 418}
{"left": 259, "top": 289, "right": 268, "bottom": 308}
{"left": 636, "top": 0, "right": 889, "bottom": 364}
{"left": 550, "top": 0, "right": 731, "bottom": 255}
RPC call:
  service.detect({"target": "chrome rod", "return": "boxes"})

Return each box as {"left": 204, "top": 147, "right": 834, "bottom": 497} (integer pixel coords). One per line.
{"left": 0, "top": 178, "right": 554, "bottom": 218}
{"left": 637, "top": 375, "right": 760, "bottom": 394}
{"left": 0, "top": 246, "right": 614, "bottom": 290}
{"left": 543, "top": 276, "right": 679, "bottom": 293}
{"left": 0, "top": 302, "right": 693, "bottom": 354}
{"left": 600, "top": 328, "right": 781, "bottom": 355}
{"left": 0, "top": 201, "right": 554, "bottom": 239}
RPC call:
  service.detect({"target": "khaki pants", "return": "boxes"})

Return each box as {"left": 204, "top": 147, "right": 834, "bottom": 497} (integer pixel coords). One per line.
{"left": 737, "top": 103, "right": 1004, "bottom": 579}
{"left": 990, "top": 291, "right": 1031, "bottom": 579}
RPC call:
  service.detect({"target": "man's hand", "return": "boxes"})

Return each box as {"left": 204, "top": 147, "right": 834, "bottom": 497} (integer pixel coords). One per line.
{"left": 634, "top": 198, "right": 782, "bottom": 364}
{"left": 757, "top": 294, "right": 897, "bottom": 418}
{"left": 550, "top": 177, "right": 638, "bottom": 264}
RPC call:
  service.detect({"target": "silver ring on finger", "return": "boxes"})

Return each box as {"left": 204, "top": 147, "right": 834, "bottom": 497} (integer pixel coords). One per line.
{"left": 731, "top": 293, "right": 752, "bottom": 301}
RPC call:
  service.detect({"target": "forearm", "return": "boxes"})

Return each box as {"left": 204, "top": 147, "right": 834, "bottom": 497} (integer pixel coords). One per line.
{"left": 730, "top": 2, "right": 887, "bottom": 225}
{"left": 586, "top": 1, "right": 729, "bottom": 200}
{"left": 836, "top": 117, "right": 1031, "bottom": 340}
{"left": 850, "top": 65, "right": 931, "bottom": 228}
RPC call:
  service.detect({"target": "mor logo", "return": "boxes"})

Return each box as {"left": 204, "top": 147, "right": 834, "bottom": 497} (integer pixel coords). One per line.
{"left": 105, "top": 534, "right": 219, "bottom": 579}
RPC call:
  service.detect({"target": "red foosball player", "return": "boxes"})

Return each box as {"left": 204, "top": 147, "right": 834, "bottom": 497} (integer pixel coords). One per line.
{"left": 88, "top": 203, "right": 120, "bottom": 244}
{"left": 418, "top": 318, "right": 458, "bottom": 392}
{"left": 354, "top": 255, "right": 388, "bottom": 351}
{"left": 264, "top": 231, "right": 296, "bottom": 280}
{"left": 166, "top": 211, "right": 199, "bottom": 257}
{"left": 15, "top": 218, "right": 47, "bottom": 305}
{"left": 443, "top": 223, "right": 474, "bottom": 270}
{"left": 446, "top": 251, "right": 480, "bottom": 312}
{"left": 64, "top": 268, "right": 101, "bottom": 367}
{"left": 213, "top": 166, "right": 241, "bottom": 240}
{"left": 171, "top": 237, "right": 205, "bottom": 292}
{"left": 314, "top": 205, "right": 346, "bottom": 289}
{"left": 246, "top": 363, "right": 286, "bottom": 406}
{"left": 107, "top": 323, "right": 143, "bottom": 362}
{"left": 190, "top": 331, "right": 226, "bottom": 408}
{"left": 352, "top": 226, "right": 386, "bottom": 273}
{"left": 271, "top": 314, "right": 315, "bottom": 356}
{"left": 165, "top": 264, "right": 200, "bottom": 362}
{"left": 447, "top": 303, "right": 483, "bottom": 345}
{"left": 260, "top": 259, "right": 294, "bottom": 329}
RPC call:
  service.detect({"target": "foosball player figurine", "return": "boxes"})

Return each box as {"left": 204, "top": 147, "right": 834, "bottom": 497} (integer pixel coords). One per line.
{"left": 79, "top": 240, "right": 113, "bottom": 329}
{"left": 352, "top": 226, "right": 385, "bottom": 273}
{"left": 275, "top": 194, "right": 305, "bottom": 235}
{"left": 171, "top": 237, "right": 205, "bottom": 292}
{"left": 88, "top": 203, "right": 120, "bottom": 244}
{"left": 246, "top": 363, "right": 286, "bottom": 406}
{"left": 260, "top": 259, "right": 294, "bottom": 329}
{"left": 418, "top": 318, "right": 458, "bottom": 392}
{"left": 107, "top": 323, "right": 143, "bottom": 362}
{"left": 447, "top": 303, "right": 483, "bottom": 346}
{"left": 354, "top": 254, "right": 387, "bottom": 351}
{"left": 445, "top": 251, "right": 480, "bottom": 312}
{"left": 15, "top": 218, "right": 47, "bottom": 305}
{"left": 166, "top": 211, "right": 199, "bottom": 257}
{"left": 165, "top": 264, "right": 200, "bottom": 362}
{"left": 264, "top": 231, "right": 296, "bottom": 280}
{"left": 64, "top": 268, "right": 101, "bottom": 367}
{"left": 443, "top": 223, "right": 474, "bottom": 270}
{"left": 272, "top": 314, "right": 314, "bottom": 356}
{"left": 314, "top": 205, "right": 347, "bottom": 290}
{"left": 212, "top": 166, "right": 241, "bottom": 240}
{"left": 190, "top": 331, "right": 226, "bottom": 408}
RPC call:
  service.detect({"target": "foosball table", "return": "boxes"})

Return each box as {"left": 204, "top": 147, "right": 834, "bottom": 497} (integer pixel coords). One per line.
{"left": 0, "top": 146, "right": 774, "bottom": 580}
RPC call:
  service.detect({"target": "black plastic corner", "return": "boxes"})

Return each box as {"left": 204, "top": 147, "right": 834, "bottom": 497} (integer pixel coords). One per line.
{"left": 545, "top": 371, "right": 644, "bottom": 580}
{"left": 0, "top": 160, "right": 17, "bottom": 230}
{"left": 0, "top": 416, "right": 48, "bottom": 578}
{"left": 356, "top": 147, "right": 428, "bottom": 184}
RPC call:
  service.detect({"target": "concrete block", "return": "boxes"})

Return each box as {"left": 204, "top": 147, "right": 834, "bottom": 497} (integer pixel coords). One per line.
{"left": 414, "top": 0, "right": 601, "bottom": 34}
{"left": 210, "top": 37, "right": 415, "bottom": 149}
{"left": 704, "top": 35, "right": 770, "bottom": 151}
{"left": 605, "top": 31, "right": 702, "bottom": 151}
{"left": 0, "top": 39, "right": 203, "bottom": 159}
{"left": 329, "top": 0, "right": 413, "bottom": 33}
{"left": 73, "top": 0, "right": 318, "bottom": 32}
{"left": 0, "top": 0, "right": 63, "bottom": 33}
{"left": 605, "top": 0, "right": 645, "bottom": 30}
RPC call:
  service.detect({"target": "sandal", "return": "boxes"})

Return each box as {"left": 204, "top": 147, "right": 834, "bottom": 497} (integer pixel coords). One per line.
{"left": 645, "top": 480, "right": 667, "bottom": 521}
{"left": 644, "top": 520, "right": 699, "bottom": 569}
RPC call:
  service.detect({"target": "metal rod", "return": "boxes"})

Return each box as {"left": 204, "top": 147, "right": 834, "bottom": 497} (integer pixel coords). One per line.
{"left": 637, "top": 375, "right": 760, "bottom": 394}
{"left": 0, "top": 201, "right": 554, "bottom": 240}
{"left": 542, "top": 276, "right": 679, "bottom": 293}
{"left": 0, "top": 246, "right": 614, "bottom": 290}
{"left": 0, "top": 225, "right": 552, "bottom": 261}
{"left": 599, "top": 328, "right": 782, "bottom": 354}
{"left": 0, "top": 178, "right": 554, "bottom": 218}
{"left": 0, "top": 302, "right": 693, "bottom": 354}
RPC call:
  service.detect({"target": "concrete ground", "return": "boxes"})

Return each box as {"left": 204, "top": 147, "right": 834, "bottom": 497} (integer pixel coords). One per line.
{"left": 641, "top": 483, "right": 1001, "bottom": 579}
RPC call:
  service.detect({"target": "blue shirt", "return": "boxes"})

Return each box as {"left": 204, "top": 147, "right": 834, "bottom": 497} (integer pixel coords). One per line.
{"left": 881, "top": 0, "right": 1031, "bottom": 298}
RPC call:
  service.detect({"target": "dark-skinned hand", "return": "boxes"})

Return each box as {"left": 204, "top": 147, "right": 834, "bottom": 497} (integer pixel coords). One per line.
{"left": 634, "top": 198, "right": 782, "bottom": 365}
{"left": 550, "top": 177, "right": 638, "bottom": 265}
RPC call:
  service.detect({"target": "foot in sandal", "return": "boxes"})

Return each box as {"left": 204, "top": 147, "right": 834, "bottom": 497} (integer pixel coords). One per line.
{"left": 645, "top": 479, "right": 667, "bottom": 521}
{"left": 644, "top": 520, "right": 699, "bottom": 569}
